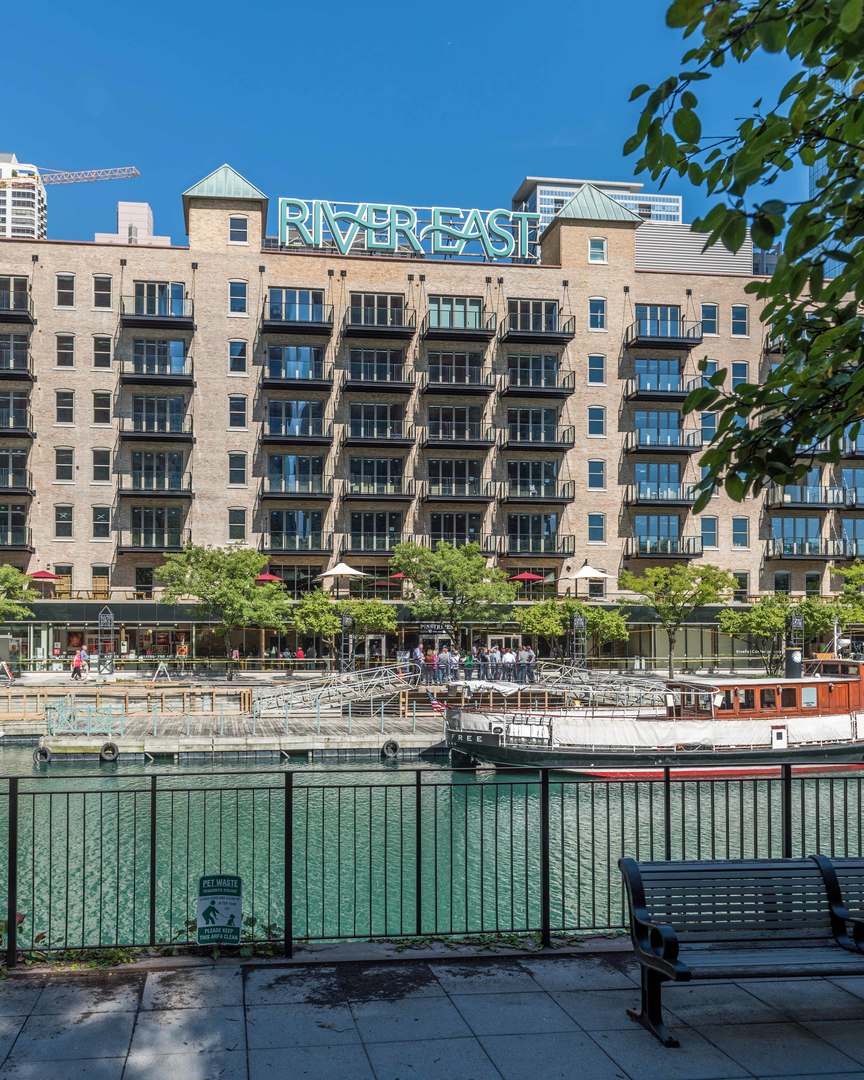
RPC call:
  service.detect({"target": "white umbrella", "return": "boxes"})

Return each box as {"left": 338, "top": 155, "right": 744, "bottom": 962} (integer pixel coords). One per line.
{"left": 572, "top": 559, "right": 614, "bottom": 581}
{"left": 316, "top": 562, "right": 367, "bottom": 580}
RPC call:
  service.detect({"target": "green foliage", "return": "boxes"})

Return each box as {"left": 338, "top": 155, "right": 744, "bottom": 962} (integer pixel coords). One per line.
{"left": 513, "top": 599, "right": 629, "bottom": 655}
{"left": 390, "top": 541, "right": 517, "bottom": 648}
{"left": 0, "top": 564, "right": 34, "bottom": 623}
{"left": 340, "top": 598, "right": 398, "bottom": 636}
{"left": 289, "top": 589, "right": 342, "bottom": 653}
{"left": 834, "top": 559, "right": 864, "bottom": 613}
{"left": 155, "top": 544, "right": 291, "bottom": 636}
{"left": 627, "top": 1, "right": 864, "bottom": 507}
{"left": 619, "top": 564, "right": 736, "bottom": 675}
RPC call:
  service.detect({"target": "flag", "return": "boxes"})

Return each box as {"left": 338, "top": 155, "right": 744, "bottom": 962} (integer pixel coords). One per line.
{"left": 426, "top": 690, "right": 446, "bottom": 713}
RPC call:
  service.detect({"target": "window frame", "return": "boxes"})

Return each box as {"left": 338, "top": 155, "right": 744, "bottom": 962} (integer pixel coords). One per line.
{"left": 731, "top": 516, "right": 750, "bottom": 548}
{"left": 55, "top": 333, "right": 75, "bottom": 368}
{"left": 228, "top": 280, "right": 248, "bottom": 315}
{"left": 93, "top": 275, "right": 113, "bottom": 310}
{"left": 56, "top": 273, "right": 75, "bottom": 308}
{"left": 588, "top": 297, "right": 607, "bottom": 331}
{"left": 55, "top": 389, "right": 75, "bottom": 425}
{"left": 228, "top": 216, "right": 249, "bottom": 245}
{"left": 228, "top": 452, "right": 247, "bottom": 486}
{"left": 587, "top": 354, "right": 606, "bottom": 385}
{"left": 701, "top": 302, "right": 719, "bottom": 336}
{"left": 228, "top": 395, "right": 248, "bottom": 429}
{"left": 93, "top": 335, "right": 112, "bottom": 369}
{"left": 228, "top": 506, "right": 247, "bottom": 542}
{"left": 54, "top": 447, "right": 74, "bottom": 483}
{"left": 700, "top": 515, "right": 719, "bottom": 549}
{"left": 91, "top": 448, "right": 112, "bottom": 483}
{"left": 228, "top": 340, "right": 248, "bottom": 375}
{"left": 587, "top": 459, "right": 606, "bottom": 490}
{"left": 731, "top": 304, "right": 750, "bottom": 337}
{"left": 92, "top": 505, "right": 111, "bottom": 539}
{"left": 54, "top": 504, "right": 74, "bottom": 539}
{"left": 92, "top": 390, "right": 112, "bottom": 426}
{"left": 588, "top": 237, "right": 607, "bottom": 264}
{"left": 587, "top": 512, "right": 606, "bottom": 543}
{"left": 587, "top": 405, "right": 606, "bottom": 437}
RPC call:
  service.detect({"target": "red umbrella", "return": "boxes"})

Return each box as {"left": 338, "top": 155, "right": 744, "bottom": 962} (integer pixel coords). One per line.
{"left": 509, "top": 572, "right": 545, "bottom": 583}
{"left": 256, "top": 573, "right": 283, "bottom": 583}
{"left": 28, "top": 570, "right": 60, "bottom": 580}
{"left": 388, "top": 572, "right": 406, "bottom": 579}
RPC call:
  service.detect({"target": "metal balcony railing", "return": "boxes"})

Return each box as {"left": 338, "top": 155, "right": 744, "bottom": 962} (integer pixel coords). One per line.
{"left": 627, "top": 535, "right": 703, "bottom": 557}
{"left": 766, "top": 485, "right": 845, "bottom": 508}
{"left": 262, "top": 301, "right": 334, "bottom": 332}
{"left": 118, "top": 474, "right": 193, "bottom": 494}
{"left": 261, "top": 533, "right": 333, "bottom": 553}
{"left": 344, "top": 365, "right": 416, "bottom": 387}
{"left": 0, "top": 290, "right": 33, "bottom": 322}
{"left": 501, "top": 425, "right": 575, "bottom": 448}
{"left": 0, "top": 409, "right": 33, "bottom": 435}
{"left": 264, "top": 420, "right": 332, "bottom": 440}
{"left": 345, "top": 479, "right": 415, "bottom": 498}
{"left": 263, "top": 476, "right": 334, "bottom": 496}
{"left": 503, "top": 534, "right": 576, "bottom": 556}
{"left": 0, "top": 468, "right": 32, "bottom": 491}
{"left": 119, "top": 416, "right": 194, "bottom": 437}
{"left": 765, "top": 538, "right": 843, "bottom": 558}
{"left": 118, "top": 528, "right": 191, "bottom": 550}
{"left": 0, "top": 354, "right": 33, "bottom": 379}
{"left": 121, "top": 296, "right": 193, "bottom": 320}
{"left": 421, "top": 309, "right": 497, "bottom": 339}
{"left": 343, "top": 307, "right": 417, "bottom": 336}
{"left": 119, "top": 357, "right": 194, "bottom": 381}
{"left": 425, "top": 422, "right": 495, "bottom": 444}
{"left": 423, "top": 480, "right": 495, "bottom": 499}
{"left": 625, "top": 430, "right": 702, "bottom": 452}
{"left": 503, "top": 370, "right": 576, "bottom": 394}
{"left": 624, "top": 319, "right": 703, "bottom": 347}
{"left": 344, "top": 533, "right": 404, "bottom": 553}
{"left": 423, "top": 368, "right": 495, "bottom": 391}
{"left": 626, "top": 482, "right": 697, "bottom": 504}
{"left": 499, "top": 481, "right": 575, "bottom": 501}
{"left": 345, "top": 420, "right": 415, "bottom": 442}
{"left": 0, "top": 527, "right": 33, "bottom": 548}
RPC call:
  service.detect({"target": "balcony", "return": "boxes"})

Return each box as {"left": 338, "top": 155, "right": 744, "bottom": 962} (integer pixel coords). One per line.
{"left": 426, "top": 533, "right": 498, "bottom": 554}
{"left": 0, "top": 410, "right": 35, "bottom": 439}
{"left": 841, "top": 438, "right": 864, "bottom": 458}
{"left": 0, "top": 469, "right": 33, "bottom": 496}
{"left": 117, "top": 474, "right": 194, "bottom": 498}
{"left": 261, "top": 533, "right": 333, "bottom": 555}
{"left": 120, "top": 296, "right": 194, "bottom": 331}
{"left": 624, "top": 431, "right": 703, "bottom": 454}
{"left": 261, "top": 477, "right": 335, "bottom": 501}
{"left": 262, "top": 364, "right": 334, "bottom": 391}
{"left": 342, "top": 533, "right": 405, "bottom": 555}
{"left": 624, "top": 374, "right": 700, "bottom": 402}
{"left": 342, "top": 421, "right": 415, "bottom": 448}
{"left": 499, "top": 312, "right": 576, "bottom": 345}
{"left": 421, "top": 310, "right": 497, "bottom": 342}
{"left": 499, "top": 426, "right": 575, "bottom": 451}
{"left": 262, "top": 421, "right": 333, "bottom": 446}
{"left": 341, "top": 367, "right": 416, "bottom": 393}
{"left": 625, "top": 536, "right": 703, "bottom": 558}
{"left": 764, "top": 336, "right": 785, "bottom": 355}
{"left": 342, "top": 307, "right": 417, "bottom": 339}
{"left": 499, "top": 480, "right": 575, "bottom": 504}
{"left": 118, "top": 416, "right": 194, "bottom": 443}
{"left": 343, "top": 479, "right": 416, "bottom": 502}
{"left": 420, "top": 370, "right": 495, "bottom": 396}
{"left": 0, "top": 356, "right": 34, "bottom": 382}
{"left": 261, "top": 301, "right": 334, "bottom": 336}
{"left": 765, "top": 538, "right": 843, "bottom": 559}
{"left": 624, "top": 319, "right": 703, "bottom": 349}
{"left": 836, "top": 540, "right": 864, "bottom": 560}
{"left": 502, "top": 534, "right": 576, "bottom": 557}
{"left": 766, "top": 485, "right": 845, "bottom": 509}
{"left": 0, "top": 291, "right": 34, "bottom": 325}
{"left": 421, "top": 480, "right": 496, "bottom": 502}
{"left": 625, "top": 482, "right": 697, "bottom": 506}
{"left": 118, "top": 358, "right": 195, "bottom": 387}
{"left": 0, "top": 527, "right": 33, "bottom": 552}
{"left": 117, "top": 528, "right": 191, "bottom": 553}
{"left": 423, "top": 423, "right": 496, "bottom": 450}
{"left": 501, "top": 371, "right": 575, "bottom": 398}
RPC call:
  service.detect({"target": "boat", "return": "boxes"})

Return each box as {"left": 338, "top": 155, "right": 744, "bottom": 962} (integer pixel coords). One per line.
{"left": 445, "top": 659, "right": 864, "bottom": 773}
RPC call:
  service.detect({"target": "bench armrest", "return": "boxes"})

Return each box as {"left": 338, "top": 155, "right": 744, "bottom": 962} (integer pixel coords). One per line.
{"left": 831, "top": 903, "right": 864, "bottom": 950}
{"left": 631, "top": 906, "right": 680, "bottom": 963}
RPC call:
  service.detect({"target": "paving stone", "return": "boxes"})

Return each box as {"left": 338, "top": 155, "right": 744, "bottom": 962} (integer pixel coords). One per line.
{"left": 364, "top": 1036, "right": 502, "bottom": 1079}
{"left": 129, "top": 1006, "right": 246, "bottom": 1056}
{"left": 450, "top": 991, "right": 578, "bottom": 1036}
{"left": 124, "top": 1050, "right": 248, "bottom": 1080}
{"left": 588, "top": 1025, "right": 749, "bottom": 1079}
{"left": 429, "top": 960, "right": 541, "bottom": 995}
{"left": 801, "top": 1020, "right": 864, "bottom": 1067}
{"left": 829, "top": 976, "right": 864, "bottom": 1002}
{"left": 653, "top": 982, "right": 787, "bottom": 1027}
{"left": 141, "top": 967, "right": 244, "bottom": 1011}
{"left": 517, "top": 955, "right": 637, "bottom": 992}
{"left": 350, "top": 994, "right": 473, "bottom": 1044}
{"left": 480, "top": 1031, "right": 625, "bottom": 1080}
{"left": 5, "top": 1010, "right": 135, "bottom": 1062}
{"left": 0, "top": 984, "right": 44, "bottom": 1017}
{"left": 249, "top": 1044, "right": 375, "bottom": 1079}
{"left": 0, "top": 1059, "right": 126, "bottom": 1079}
{"left": 245, "top": 1003, "right": 359, "bottom": 1049}
{"left": 32, "top": 975, "right": 144, "bottom": 1015}
{"left": 244, "top": 963, "right": 442, "bottom": 1007}
{"left": 552, "top": 987, "right": 672, "bottom": 1030}
{"left": 743, "top": 979, "right": 864, "bottom": 1021}
{"left": 708, "top": 1021, "right": 863, "bottom": 1077}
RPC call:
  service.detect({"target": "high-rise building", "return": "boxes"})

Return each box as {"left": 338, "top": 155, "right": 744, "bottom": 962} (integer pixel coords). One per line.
{"left": 94, "top": 202, "right": 172, "bottom": 247}
{"left": 0, "top": 154, "right": 47, "bottom": 240}
{"left": 512, "top": 177, "right": 683, "bottom": 229}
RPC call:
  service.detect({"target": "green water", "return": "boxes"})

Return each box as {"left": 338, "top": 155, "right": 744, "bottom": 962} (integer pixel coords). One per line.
{"left": 0, "top": 744, "right": 861, "bottom": 953}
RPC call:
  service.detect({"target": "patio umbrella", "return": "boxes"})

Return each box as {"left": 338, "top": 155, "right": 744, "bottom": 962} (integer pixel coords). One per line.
{"left": 570, "top": 559, "right": 614, "bottom": 598}
{"left": 27, "top": 570, "right": 60, "bottom": 598}
{"left": 256, "top": 573, "right": 283, "bottom": 583}
{"left": 509, "top": 572, "right": 545, "bottom": 583}
{"left": 387, "top": 572, "right": 406, "bottom": 580}
{"left": 316, "top": 562, "right": 367, "bottom": 600}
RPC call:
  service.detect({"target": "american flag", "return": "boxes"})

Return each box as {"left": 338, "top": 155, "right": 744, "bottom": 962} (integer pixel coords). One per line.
{"left": 426, "top": 691, "right": 446, "bottom": 713}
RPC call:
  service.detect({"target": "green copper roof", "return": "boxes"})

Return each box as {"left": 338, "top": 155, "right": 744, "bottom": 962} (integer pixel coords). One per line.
{"left": 182, "top": 164, "right": 267, "bottom": 232}
{"left": 548, "top": 184, "right": 643, "bottom": 228}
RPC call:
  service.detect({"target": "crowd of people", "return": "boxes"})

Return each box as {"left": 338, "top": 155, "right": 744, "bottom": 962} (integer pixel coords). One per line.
{"left": 411, "top": 643, "right": 537, "bottom": 685}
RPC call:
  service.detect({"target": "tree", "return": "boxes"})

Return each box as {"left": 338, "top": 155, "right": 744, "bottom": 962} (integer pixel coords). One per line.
{"left": 834, "top": 560, "right": 864, "bottom": 617}
{"left": 513, "top": 598, "right": 629, "bottom": 657}
{"left": 155, "top": 544, "right": 291, "bottom": 639}
{"left": 289, "top": 590, "right": 342, "bottom": 658}
{"left": 718, "top": 593, "right": 793, "bottom": 675}
{"left": 627, "top": 1, "right": 864, "bottom": 509}
{"left": 0, "top": 565, "right": 34, "bottom": 623}
{"left": 341, "top": 598, "right": 398, "bottom": 637}
{"left": 389, "top": 541, "right": 516, "bottom": 649}
{"left": 619, "top": 564, "right": 736, "bottom": 676}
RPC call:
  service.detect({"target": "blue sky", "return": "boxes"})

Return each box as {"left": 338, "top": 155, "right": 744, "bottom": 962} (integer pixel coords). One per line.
{"left": 7, "top": 0, "right": 802, "bottom": 243}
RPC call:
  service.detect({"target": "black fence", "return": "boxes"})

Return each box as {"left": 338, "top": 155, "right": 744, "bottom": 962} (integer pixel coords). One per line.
{"left": 2, "top": 765, "right": 863, "bottom": 966}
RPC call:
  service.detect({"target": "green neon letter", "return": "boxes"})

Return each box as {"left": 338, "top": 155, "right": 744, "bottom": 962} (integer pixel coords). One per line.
{"left": 485, "top": 209, "right": 516, "bottom": 258}
{"left": 279, "top": 198, "right": 313, "bottom": 246}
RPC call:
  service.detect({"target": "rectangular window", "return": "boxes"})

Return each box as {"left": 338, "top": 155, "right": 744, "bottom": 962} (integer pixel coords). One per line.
{"left": 701, "top": 516, "right": 718, "bottom": 548}
{"left": 92, "top": 506, "right": 110, "bottom": 539}
{"left": 701, "top": 303, "right": 718, "bottom": 335}
{"left": 53, "top": 565, "right": 73, "bottom": 598}
{"left": 229, "top": 216, "right": 248, "bottom": 243}
{"left": 587, "top": 513, "right": 605, "bottom": 542}
{"left": 732, "top": 572, "right": 749, "bottom": 603}
{"left": 228, "top": 508, "right": 246, "bottom": 541}
{"left": 55, "top": 505, "right": 73, "bottom": 538}
{"left": 731, "top": 305, "right": 749, "bottom": 336}
{"left": 55, "top": 390, "right": 74, "bottom": 424}
{"left": 56, "top": 334, "right": 74, "bottom": 367}
{"left": 731, "top": 362, "right": 748, "bottom": 389}
{"left": 635, "top": 304, "right": 681, "bottom": 337}
{"left": 732, "top": 517, "right": 750, "bottom": 548}
{"left": 228, "top": 396, "right": 247, "bottom": 428}
{"left": 587, "top": 406, "right": 605, "bottom": 436}
{"left": 588, "top": 298, "right": 606, "bottom": 329}
{"left": 93, "top": 336, "right": 111, "bottom": 368}
{"left": 349, "top": 292, "right": 406, "bottom": 328}
{"left": 588, "top": 238, "right": 607, "bottom": 263}
{"left": 506, "top": 298, "right": 559, "bottom": 333}
{"left": 428, "top": 296, "right": 484, "bottom": 330}
{"left": 587, "top": 355, "right": 605, "bottom": 384}
{"left": 268, "top": 288, "right": 325, "bottom": 323}
{"left": 55, "top": 447, "right": 74, "bottom": 481}
{"left": 93, "top": 275, "right": 112, "bottom": 309}
{"left": 228, "top": 341, "right": 247, "bottom": 373}
{"left": 774, "top": 571, "right": 791, "bottom": 595}
{"left": 92, "top": 449, "right": 111, "bottom": 482}
{"left": 268, "top": 344, "right": 324, "bottom": 380}
{"left": 228, "top": 453, "right": 247, "bottom": 485}
{"left": 91, "top": 566, "right": 110, "bottom": 599}
{"left": 93, "top": 391, "right": 112, "bottom": 425}
{"left": 587, "top": 460, "right": 605, "bottom": 489}
{"left": 56, "top": 274, "right": 75, "bottom": 307}
{"left": 805, "top": 571, "right": 822, "bottom": 597}
{"left": 229, "top": 281, "right": 247, "bottom": 314}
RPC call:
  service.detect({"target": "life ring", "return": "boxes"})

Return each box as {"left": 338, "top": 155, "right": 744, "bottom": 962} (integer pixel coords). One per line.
{"left": 33, "top": 746, "right": 51, "bottom": 765}
{"left": 382, "top": 739, "right": 400, "bottom": 759}
{"left": 491, "top": 726, "right": 504, "bottom": 735}
{"left": 99, "top": 741, "right": 120, "bottom": 763}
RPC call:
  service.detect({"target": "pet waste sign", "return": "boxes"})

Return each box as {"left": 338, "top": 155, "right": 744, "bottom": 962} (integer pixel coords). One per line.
{"left": 196, "top": 875, "right": 242, "bottom": 945}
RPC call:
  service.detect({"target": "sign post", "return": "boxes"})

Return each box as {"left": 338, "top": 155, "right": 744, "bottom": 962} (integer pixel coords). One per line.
{"left": 196, "top": 875, "right": 242, "bottom": 946}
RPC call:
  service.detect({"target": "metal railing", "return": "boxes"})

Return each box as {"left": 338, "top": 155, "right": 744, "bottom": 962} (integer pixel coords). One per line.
{"left": 625, "top": 374, "right": 700, "bottom": 396}
{"left": 117, "top": 528, "right": 191, "bottom": 550}
{"left": 118, "top": 358, "right": 194, "bottom": 379}
{"left": 0, "top": 290, "right": 32, "bottom": 319}
{"left": 117, "top": 473, "right": 193, "bottom": 494}
{"left": 627, "top": 535, "right": 703, "bottom": 556}
{"left": 423, "top": 368, "right": 494, "bottom": 390}
{"left": 422, "top": 309, "right": 496, "bottom": 336}
{"left": 263, "top": 301, "right": 334, "bottom": 327}
{"left": 0, "top": 527, "right": 32, "bottom": 548}
{"left": 345, "top": 420, "right": 415, "bottom": 441}
{"left": 502, "top": 425, "right": 576, "bottom": 447}
{"left": 500, "top": 481, "right": 575, "bottom": 501}
{"left": 502, "top": 313, "right": 576, "bottom": 337}
{"left": 264, "top": 362, "right": 332, "bottom": 383}
{"left": 0, "top": 409, "right": 32, "bottom": 434}
{"left": 119, "top": 416, "right": 193, "bottom": 436}
{"left": 346, "top": 478, "right": 415, "bottom": 497}
{"left": 625, "top": 430, "right": 702, "bottom": 452}
{"left": 424, "top": 480, "right": 494, "bottom": 499}
{"left": 121, "top": 296, "right": 193, "bottom": 319}
{"left": 624, "top": 319, "right": 703, "bottom": 344}
{"left": 2, "top": 764, "right": 859, "bottom": 965}
{"left": 261, "top": 532, "right": 333, "bottom": 553}
{"left": 344, "top": 533, "right": 404, "bottom": 552}
{"left": 344, "top": 307, "right": 417, "bottom": 332}
{"left": 344, "top": 365, "right": 415, "bottom": 386}
{"left": 767, "top": 485, "right": 845, "bottom": 507}
{"left": 626, "top": 482, "right": 697, "bottom": 504}
{"left": 0, "top": 354, "right": 32, "bottom": 377}
{"left": 425, "top": 422, "right": 495, "bottom": 443}
{"left": 765, "top": 538, "right": 844, "bottom": 558}
{"left": 264, "top": 420, "right": 332, "bottom": 440}
{"left": 0, "top": 468, "right": 32, "bottom": 490}
{"left": 263, "top": 476, "right": 334, "bottom": 496}
{"left": 503, "top": 534, "right": 576, "bottom": 555}
{"left": 504, "top": 370, "right": 576, "bottom": 393}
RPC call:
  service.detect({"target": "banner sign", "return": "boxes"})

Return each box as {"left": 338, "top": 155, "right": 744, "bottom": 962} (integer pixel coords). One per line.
{"left": 197, "top": 875, "right": 242, "bottom": 946}
{"left": 278, "top": 198, "right": 541, "bottom": 261}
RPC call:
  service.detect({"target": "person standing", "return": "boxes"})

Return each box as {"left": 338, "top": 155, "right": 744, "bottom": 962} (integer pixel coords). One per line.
{"left": 437, "top": 646, "right": 450, "bottom": 684}
{"left": 516, "top": 645, "right": 530, "bottom": 684}
{"left": 502, "top": 648, "right": 516, "bottom": 682}
{"left": 477, "top": 647, "right": 489, "bottom": 681}
{"left": 425, "top": 650, "right": 438, "bottom": 686}
{"left": 526, "top": 644, "right": 537, "bottom": 684}
{"left": 490, "top": 645, "right": 502, "bottom": 680}
{"left": 71, "top": 649, "right": 83, "bottom": 681}
{"left": 80, "top": 644, "right": 90, "bottom": 678}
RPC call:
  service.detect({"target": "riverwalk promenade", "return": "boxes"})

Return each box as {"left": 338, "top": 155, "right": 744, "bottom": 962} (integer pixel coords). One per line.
{"left": 1, "top": 946, "right": 863, "bottom": 1079}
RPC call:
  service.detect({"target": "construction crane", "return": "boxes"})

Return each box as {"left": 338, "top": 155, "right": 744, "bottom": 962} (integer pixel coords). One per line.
{"left": 37, "top": 166, "right": 140, "bottom": 186}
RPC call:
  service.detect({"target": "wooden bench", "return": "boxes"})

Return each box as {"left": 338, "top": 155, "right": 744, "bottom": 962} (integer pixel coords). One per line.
{"left": 618, "top": 855, "right": 864, "bottom": 1046}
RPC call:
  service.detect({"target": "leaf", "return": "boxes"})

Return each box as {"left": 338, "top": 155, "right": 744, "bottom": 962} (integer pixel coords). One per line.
{"left": 629, "top": 83, "right": 650, "bottom": 101}
{"left": 840, "top": 0, "right": 863, "bottom": 32}
{"left": 720, "top": 211, "right": 747, "bottom": 253}
{"left": 666, "top": 0, "right": 704, "bottom": 27}
{"left": 756, "top": 16, "right": 787, "bottom": 52}
{"left": 673, "top": 107, "right": 702, "bottom": 142}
